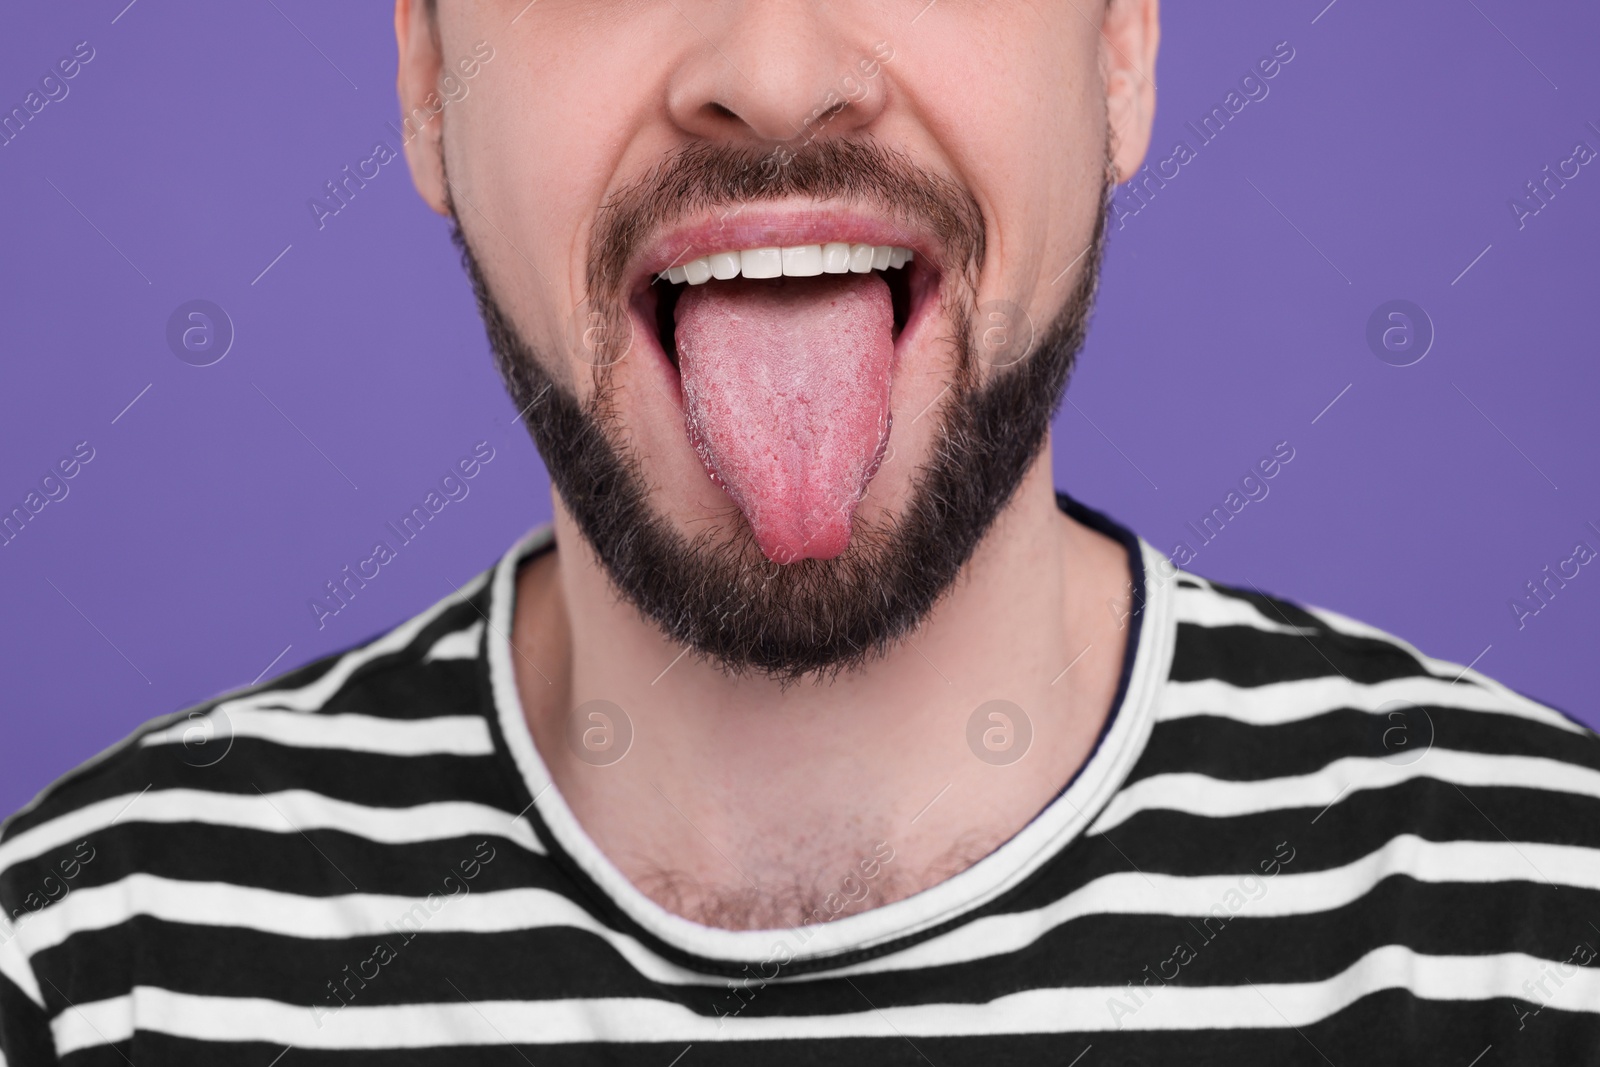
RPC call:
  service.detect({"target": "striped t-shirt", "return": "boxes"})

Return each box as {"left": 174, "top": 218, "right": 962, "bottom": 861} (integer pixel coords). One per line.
{"left": 4, "top": 502, "right": 1599, "bottom": 1065}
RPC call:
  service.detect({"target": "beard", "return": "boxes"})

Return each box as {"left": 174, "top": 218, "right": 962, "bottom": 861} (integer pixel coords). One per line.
{"left": 448, "top": 138, "right": 1110, "bottom": 683}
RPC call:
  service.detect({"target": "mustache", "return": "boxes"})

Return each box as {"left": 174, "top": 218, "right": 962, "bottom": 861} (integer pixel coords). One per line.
{"left": 585, "top": 137, "right": 987, "bottom": 305}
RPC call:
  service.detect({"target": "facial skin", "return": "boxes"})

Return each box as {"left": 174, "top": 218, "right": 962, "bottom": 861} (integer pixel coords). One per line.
{"left": 396, "top": 0, "right": 1158, "bottom": 928}
{"left": 451, "top": 142, "right": 1109, "bottom": 680}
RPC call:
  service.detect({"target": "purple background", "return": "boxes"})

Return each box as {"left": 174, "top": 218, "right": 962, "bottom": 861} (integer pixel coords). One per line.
{"left": 3, "top": 0, "right": 1596, "bottom": 818}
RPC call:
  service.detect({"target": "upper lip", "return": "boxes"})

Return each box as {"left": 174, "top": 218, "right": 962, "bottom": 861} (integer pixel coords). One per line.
{"left": 629, "top": 202, "right": 944, "bottom": 291}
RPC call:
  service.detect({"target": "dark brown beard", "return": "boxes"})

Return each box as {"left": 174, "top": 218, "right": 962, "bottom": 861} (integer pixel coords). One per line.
{"left": 448, "top": 138, "right": 1111, "bottom": 682}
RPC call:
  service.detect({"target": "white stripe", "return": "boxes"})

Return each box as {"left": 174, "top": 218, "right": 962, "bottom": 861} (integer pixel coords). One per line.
{"left": 50, "top": 946, "right": 1600, "bottom": 1052}
{"left": 10, "top": 875, "right": 709, "bottom": 992}
{"left": 1172, "top": 586, "right": 1317, "bottom": 636}
{"left": 830, "top": 834, "right": 1600, "bottom": 977}
{"left": 0, "top": 789, "right": 542, "bottom": 875}
{"left": 55, "top": 993, "right": 135, "bottom": 1055}
{"left": 1091, "top": 749, "right": 1600, "bottom": 836}
{"left": 137, "top": 710, "right": 494, "bottom": 758}
{"left": 1160, "top": 672, "right": 1583, "bottom": 733}
{"left": 424, "top": 621, "right": 483, "bottom": 661}
{"left": 1305, "top": 602, "right": 1416, "bottom": 645}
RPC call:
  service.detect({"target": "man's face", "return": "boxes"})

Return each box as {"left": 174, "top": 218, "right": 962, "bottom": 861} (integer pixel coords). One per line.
{"left": 397, "top": 0, "right": 1156, "bottom": 678}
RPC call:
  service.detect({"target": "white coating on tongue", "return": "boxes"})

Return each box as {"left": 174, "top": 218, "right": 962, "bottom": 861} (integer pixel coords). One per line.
{"left": 674, "top": 273, "right": 895, "bottom": 563}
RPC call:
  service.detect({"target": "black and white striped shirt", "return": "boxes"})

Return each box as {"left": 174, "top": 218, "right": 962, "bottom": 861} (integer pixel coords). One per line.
{"left": 4, "top": 502, "right": 1599, "bottom": 1065}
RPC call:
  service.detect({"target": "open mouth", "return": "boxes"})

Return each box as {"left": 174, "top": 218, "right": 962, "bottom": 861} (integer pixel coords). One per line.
{"left": 642, "top": 242, "right": 922, "bottom": 369}
{"left": 622, "top": 223, "right": 945, "bottom": 566}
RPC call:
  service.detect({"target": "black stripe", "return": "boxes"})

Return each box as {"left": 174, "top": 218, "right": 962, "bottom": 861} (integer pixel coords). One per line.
{"left": 1, "top": 824, "right": 566, "bottom": 911}
{"left": 1128, "top": 705, "right": 1600, "bottom": 784}
{"left": 1170, "top": 622, "right": 1435, "bottom": 687}
{"left": 1093, "top": 779, "right": 1600, "bottom": 874}
{"left": 28, "top": 921, "right": 701, "bottom": 1013}
{"left": 301, "top": 659, "right": 486, "bottom": 722}
{"left": 0, "top": 969, "right": 56, "bottom": 1066}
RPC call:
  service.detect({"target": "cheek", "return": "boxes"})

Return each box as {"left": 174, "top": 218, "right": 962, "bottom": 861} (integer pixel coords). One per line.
{"left": 903, "top": 22, "right": 1105, "bottom": 308}
{"left": 450, "top": 31, "right": 663, "bottom": 355}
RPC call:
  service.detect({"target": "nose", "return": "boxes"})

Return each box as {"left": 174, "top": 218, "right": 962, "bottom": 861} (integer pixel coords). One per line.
{"left": 665, "top": 1, "right": 888, "bottom": 146}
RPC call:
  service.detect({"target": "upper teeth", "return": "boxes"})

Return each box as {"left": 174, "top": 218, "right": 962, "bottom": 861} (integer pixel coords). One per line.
{"left": 661, "top": 243, "right": 913, "bottom": 285}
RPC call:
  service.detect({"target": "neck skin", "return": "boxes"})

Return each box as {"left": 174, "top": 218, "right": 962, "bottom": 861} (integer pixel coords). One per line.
{"left": 510, "top": 440, "right": 1132, "bottom": 930}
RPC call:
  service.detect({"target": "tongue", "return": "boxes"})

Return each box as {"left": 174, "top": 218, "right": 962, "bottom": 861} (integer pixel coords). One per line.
{"left": 674, "top": 273, "right": 895, "bottom": 563}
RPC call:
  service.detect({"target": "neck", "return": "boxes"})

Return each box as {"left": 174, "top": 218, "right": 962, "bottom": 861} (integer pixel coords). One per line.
{"left": 510, "top": 448, "right": 1132, "bottom": 930}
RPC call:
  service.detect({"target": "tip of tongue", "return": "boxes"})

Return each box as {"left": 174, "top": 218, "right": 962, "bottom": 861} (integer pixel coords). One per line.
{"left": 740, "top": 476, "right": 870, "bottom": 563}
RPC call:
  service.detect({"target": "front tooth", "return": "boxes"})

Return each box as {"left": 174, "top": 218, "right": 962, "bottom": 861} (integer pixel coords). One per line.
{"left": 741, "top": 247, "right": 782, "bottom": 279}
{"left": 871, "top": 245, "right": 893, "bottom": 271}
{"left": 888, "top": 247, "right": 909, "bottom": 268}
{"left": 847, "top": 243, "right": 875, "bottom": 273}
{"left": 684, "top": 257, "right": 712, "bottom": 285}
{"left": 821, "top": 242, "right": 852, "bottom": 273}
{"left": 666, "top": 265, "right": 688, "bottom": 284}
{"left": 782, "top": 244, "right": 824, "bottom": 277}
{"left": 708, "top": 251, "right": 741, "bottom": 280}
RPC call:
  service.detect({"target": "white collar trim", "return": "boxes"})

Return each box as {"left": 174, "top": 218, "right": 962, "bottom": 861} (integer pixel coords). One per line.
{"left": 486, "top": 526, "right": 1177, "bottom": 968}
